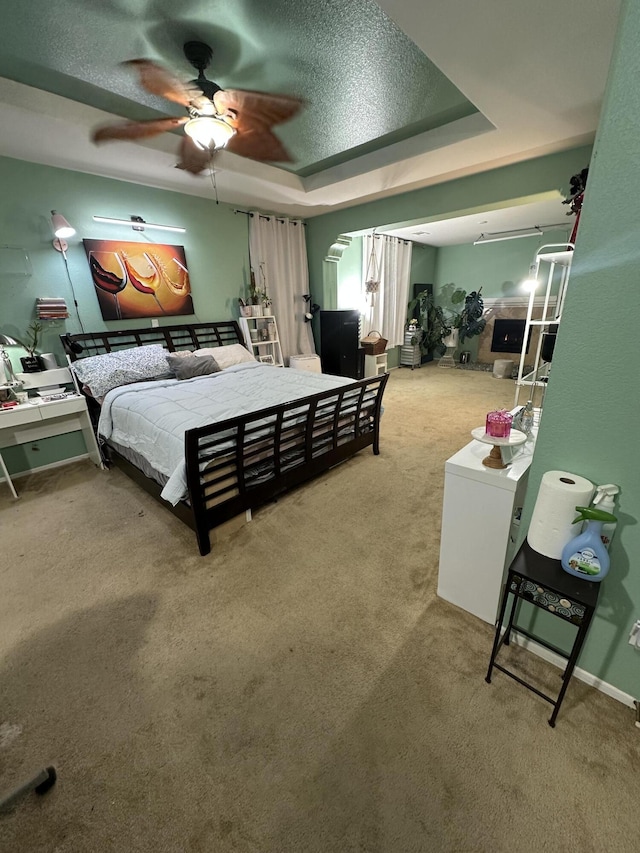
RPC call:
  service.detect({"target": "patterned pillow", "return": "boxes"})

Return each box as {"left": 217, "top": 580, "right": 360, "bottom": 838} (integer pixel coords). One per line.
{"left": 193, "top": 344, "right": 256, "bottom": 370}
{"left": 71, "top": 344, "right": 173, "bottom": 398}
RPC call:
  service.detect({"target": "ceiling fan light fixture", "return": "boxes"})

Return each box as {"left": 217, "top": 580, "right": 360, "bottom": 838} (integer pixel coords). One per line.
{"left": 184, "top": 116, "right": 234, "bottom": 150}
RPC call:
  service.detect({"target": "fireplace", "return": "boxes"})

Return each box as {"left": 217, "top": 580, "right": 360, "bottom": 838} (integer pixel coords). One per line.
{"left": 491, "top": 318, "right": 532, "bottom": 353}
{"left": 476, "top": 298, "right": 556, "bottom": 365}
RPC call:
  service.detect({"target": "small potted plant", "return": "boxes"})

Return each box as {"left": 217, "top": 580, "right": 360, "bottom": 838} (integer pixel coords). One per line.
{"left": 16, "top": 321, "right": 44, "bottom": 372}
{"left": 246, "top": 265, "right": 270, "bottom": 316}
{"left": 260, "top": 291, "right": 273, "bottom": 315}
{"left": 406, "top": 318, "right": 422, "bottom": 347}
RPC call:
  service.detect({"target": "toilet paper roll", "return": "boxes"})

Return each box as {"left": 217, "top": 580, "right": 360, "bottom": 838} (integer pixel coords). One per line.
{"left": 527, "top": 470, "right": 595, "bottom": 558}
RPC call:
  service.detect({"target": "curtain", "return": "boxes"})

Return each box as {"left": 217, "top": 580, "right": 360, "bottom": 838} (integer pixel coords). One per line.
{"left": 248, "top": 213, "right": 315, "bottom": 364}
{"left": 361, "top": 235, "right": 412, "bottom": 347}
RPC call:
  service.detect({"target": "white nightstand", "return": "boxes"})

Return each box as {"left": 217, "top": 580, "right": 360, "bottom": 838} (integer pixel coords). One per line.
{"left": 364, "top": 352, "right": 388, "bottom": 378}
{"left": 0, "top": 395, "right": 102, "bottom": 498}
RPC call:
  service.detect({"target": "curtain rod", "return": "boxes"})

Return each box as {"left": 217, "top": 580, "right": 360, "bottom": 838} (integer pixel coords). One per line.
{"left": 369, "top": 233, "right": 411, "bottom": 246}
{"left": 234, "top": 209, "right": 306, "bottom": 225}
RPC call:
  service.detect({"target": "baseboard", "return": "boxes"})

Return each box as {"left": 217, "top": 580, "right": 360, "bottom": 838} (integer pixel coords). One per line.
{"left": 508, "top": 629, "right": 636, "bottom": 708}
{"left": 4, "top": 453, "right": 90, "bottom": 482}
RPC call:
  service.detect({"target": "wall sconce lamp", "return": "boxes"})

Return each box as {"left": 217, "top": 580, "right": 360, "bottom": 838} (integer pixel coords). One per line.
{"left": 92, "top": 215, "right": 186, "bottom": 234}
{"left": 51, "top": 210, "right": 76, "bottom": 253}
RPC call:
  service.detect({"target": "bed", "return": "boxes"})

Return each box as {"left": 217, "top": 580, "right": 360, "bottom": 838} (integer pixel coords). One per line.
{"left": 61, "top": 322, "right": 388, "bottom": 556}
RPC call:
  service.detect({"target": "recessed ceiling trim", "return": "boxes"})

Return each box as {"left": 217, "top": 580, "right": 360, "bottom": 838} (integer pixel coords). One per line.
{"left": 301, "top": 111, "right": 495, "bottom": 192}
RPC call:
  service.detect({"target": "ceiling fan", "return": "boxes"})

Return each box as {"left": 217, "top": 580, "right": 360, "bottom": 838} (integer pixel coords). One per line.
{"left": 92, "top": 41, "right": 303, "bottom": 174}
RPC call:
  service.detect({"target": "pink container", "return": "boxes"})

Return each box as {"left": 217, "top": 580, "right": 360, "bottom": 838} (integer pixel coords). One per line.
{"left": 486, "top": 409, "right": 513, "bottom": 438}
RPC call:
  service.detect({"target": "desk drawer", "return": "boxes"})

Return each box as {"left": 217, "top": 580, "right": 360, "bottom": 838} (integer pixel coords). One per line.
{"left": 510, "top": 574, "right": 586, "bottom": 625}
{"left": 0, "top": 407, "right": 41, "bottom": 428}
{"left": 38, "top": 397, "right": 86, "bottom": 419}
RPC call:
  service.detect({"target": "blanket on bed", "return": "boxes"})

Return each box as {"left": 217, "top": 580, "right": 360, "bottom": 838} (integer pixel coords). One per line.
{"left": 98, "top": 363, "right": 354, "bottom": 505}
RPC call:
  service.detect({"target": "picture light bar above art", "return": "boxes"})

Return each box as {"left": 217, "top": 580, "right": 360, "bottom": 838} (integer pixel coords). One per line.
{"left": 93, "top": 215, "right": 186, "bottom": 234}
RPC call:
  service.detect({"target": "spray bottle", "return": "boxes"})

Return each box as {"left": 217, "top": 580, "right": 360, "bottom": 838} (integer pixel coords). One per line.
{"left": 590, "top": 484, "right": 619, "bottom": 550}
{"left": 561, "top": 506, "right": 617, "bottom": 581}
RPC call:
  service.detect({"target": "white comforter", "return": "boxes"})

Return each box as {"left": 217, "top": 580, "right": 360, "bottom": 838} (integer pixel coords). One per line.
{"left": 98, "top": 363, "right": 354, "bottom": 505}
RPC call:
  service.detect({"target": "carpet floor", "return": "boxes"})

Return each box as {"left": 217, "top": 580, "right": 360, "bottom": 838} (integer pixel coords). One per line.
{"left": 0, "top": 365, "right": 637, "bottom": 852}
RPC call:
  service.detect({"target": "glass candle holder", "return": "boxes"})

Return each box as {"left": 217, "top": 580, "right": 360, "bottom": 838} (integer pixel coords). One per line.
{"left": 486, "top": 409, "right": 513, "bottom": 438}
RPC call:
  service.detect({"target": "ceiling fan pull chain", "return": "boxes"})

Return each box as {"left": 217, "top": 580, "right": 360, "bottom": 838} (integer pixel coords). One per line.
{"left": 209, "top": 166, "right": 219, "bottom": 205}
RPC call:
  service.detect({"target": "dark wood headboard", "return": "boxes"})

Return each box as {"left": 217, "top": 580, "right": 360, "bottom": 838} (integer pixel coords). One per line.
{"left": 61, "top": 321, "right": 245, "bottom": 361}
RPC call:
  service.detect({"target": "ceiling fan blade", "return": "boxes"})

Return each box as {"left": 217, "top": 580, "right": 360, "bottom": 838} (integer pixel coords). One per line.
{"left": 175, "top": 136, "right": 216, "bottom": 174}
{"left": 123, "top": 59, "right": 200, "bottom": 107}
{"left": 213, "top": 89, "right": 303, "bottom": 128}
{"left": 92, "top": 116, "right": 187, "bottom": 143}
{"left": 226, "top": 127, "right": 293, "bottom": 163}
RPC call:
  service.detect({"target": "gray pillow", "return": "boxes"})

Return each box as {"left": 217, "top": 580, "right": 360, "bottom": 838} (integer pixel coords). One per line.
{"left": 167, "top": 353, "right": 221, "bottom": 380}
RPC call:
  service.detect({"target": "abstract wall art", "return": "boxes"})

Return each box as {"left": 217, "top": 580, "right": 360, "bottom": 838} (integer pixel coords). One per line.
{"left": 83, "top": 239, "right": 194, "bottom": 320}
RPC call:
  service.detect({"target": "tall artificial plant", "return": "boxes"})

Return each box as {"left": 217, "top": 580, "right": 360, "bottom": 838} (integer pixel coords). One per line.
{"left": 407, "top": 285, "right": 486, "bottom": 355}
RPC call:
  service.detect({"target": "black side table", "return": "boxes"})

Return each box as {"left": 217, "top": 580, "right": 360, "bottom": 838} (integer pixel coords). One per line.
{"left": 486, "top": 540, "right": 600, "bottom": 726}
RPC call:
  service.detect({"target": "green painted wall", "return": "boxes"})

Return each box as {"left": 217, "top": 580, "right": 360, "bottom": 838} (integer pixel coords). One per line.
{"left": 517, "top": 0, "right": 640, "bottom": 698}
{"left": 336, "top": 236, "right": 363, "bottom": 309}
{"left": 0, "top": 156, "right": 250, "bottom": 475}
{"left": 433, "top": 228, "right": 571, "bottom": 299}
{"left": 411, "top": 243, "right": 437, "bottom": 290}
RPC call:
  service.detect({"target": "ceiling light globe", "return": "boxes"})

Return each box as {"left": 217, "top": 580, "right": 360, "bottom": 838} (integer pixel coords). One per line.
{"left": 184, "top": 117, "right": 235, "bottom": 150}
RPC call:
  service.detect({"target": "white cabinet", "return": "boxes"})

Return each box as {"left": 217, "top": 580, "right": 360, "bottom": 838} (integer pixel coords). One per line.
{"left": 364, "top": 352, "right": 388, "bottom": 377}
{"left": 437, "top": 431, "right": 536, "bottom": 624}
{"left": 238, "top": 315, "right": 284, "bottom": 367}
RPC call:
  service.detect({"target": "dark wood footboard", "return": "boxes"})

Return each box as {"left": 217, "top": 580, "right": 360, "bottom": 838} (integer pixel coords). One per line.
{"left": 185, "top": 372, "right": 389, "bottom": 555}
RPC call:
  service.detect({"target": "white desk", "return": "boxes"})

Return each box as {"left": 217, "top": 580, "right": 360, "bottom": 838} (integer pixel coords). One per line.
{"left": 0, "top": 395, "right": 102, "bottom": 498}
{"left": 437, "top": 429, "right": 537, "bottom": 624}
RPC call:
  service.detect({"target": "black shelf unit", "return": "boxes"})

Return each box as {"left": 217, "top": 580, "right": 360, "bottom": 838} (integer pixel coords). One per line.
{"left": 319, "top": 310, "right": 364, "bottom": 379}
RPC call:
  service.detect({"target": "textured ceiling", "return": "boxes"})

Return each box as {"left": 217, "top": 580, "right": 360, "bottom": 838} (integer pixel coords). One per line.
{"left": 0, "top": 1, "right": 622, "bottom": 220}
{"left": 0, "top": 0, "right": 476, "bottom": 176}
